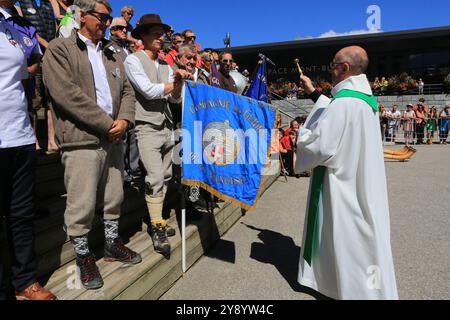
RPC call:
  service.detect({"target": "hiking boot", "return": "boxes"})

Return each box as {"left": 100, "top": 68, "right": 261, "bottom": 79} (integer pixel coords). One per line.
{"left": 163, "top": 224, "right": 176, "bottom": 237}
{"left": 104, "top": 238, "right": 142, "bottom": 265}
{"left": 150, "top": 223, "right": 171, "bottom": 257}
{"left": 76, "top": 254, "right": 103, "bottom": 290}
{"left": 15, "top": 282, "right": 57, "bottom": 300}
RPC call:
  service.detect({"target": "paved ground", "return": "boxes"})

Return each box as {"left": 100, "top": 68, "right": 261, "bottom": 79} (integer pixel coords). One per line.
{"left": 161, "top": 145, "right": 450, "bottom": 300}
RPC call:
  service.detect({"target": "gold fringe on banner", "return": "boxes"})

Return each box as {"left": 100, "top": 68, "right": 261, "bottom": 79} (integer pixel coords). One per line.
{"left": 181, "top": 107, "right": 279, "bottom": 212}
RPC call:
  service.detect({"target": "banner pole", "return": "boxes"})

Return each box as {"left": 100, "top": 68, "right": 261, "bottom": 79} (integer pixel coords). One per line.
{"left": 181, "top": 81, "right": 187, "bottom": 275}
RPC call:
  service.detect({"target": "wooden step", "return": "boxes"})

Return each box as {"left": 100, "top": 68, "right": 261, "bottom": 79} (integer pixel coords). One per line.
{"left": 40, "top": 171, "right": 279, "bottom": 300}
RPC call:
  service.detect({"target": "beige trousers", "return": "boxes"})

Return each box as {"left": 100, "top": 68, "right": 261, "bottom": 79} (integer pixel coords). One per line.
{"left": 61, "top": 142, "right": 124, "bottom": 237}
{"left": 135, "top": 124, "right": 174, "bottom": 222}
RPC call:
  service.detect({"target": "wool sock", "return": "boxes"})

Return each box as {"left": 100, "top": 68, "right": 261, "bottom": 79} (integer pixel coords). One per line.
{"left": 70, "top": 235, "right": 90, "bottom": 257}
{"left": 104, "top": 219, "right": 119, "bottom": 244}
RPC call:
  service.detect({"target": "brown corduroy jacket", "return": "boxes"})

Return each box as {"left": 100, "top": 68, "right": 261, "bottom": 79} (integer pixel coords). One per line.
{"left": 42, "top": 31, "right": 135, "bottom": 149}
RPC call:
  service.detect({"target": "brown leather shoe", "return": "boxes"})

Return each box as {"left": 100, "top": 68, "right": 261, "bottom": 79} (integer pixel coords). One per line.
{"left": 15, "top": 282, "right": 57, "bottom": 300}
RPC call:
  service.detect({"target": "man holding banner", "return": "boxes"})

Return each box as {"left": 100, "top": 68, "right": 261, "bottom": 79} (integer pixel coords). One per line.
{"left": 296, "top": 46, "right": 398, "bottom": 299}
{"left": 124, "top": 14, "right": 192, "bottom": 256}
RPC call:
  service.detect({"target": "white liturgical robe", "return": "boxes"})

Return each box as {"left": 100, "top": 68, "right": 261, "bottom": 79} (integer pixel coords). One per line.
{"left": 295, "top": 74, "right": 398, "bottom": 300}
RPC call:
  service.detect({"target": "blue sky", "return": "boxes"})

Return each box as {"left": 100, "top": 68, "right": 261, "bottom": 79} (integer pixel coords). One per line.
{"left": 109, "top": 0, "right": 450, "bottom": 48}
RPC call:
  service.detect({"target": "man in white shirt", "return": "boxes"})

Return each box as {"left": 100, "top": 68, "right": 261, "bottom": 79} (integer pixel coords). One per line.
{"left": 386, "top": 105, "right": 401, "bottom": 142}
{"left": 0, "top": 4, "right": 55, "bottom": 300}
{"left": 124, "top": 13, "right": 192, "bottom": 257}
{"left": 42, "top": 0, "right": 141, "bottom": 291}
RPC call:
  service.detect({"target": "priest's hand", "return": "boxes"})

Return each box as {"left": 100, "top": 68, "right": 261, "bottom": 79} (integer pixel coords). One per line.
{"left": 299, "top": 75, "right": 315, "bottom": 95}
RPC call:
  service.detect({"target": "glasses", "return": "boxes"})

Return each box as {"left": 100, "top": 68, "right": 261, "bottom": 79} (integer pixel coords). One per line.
{"left": 86, "top": 10, "right": 113, "bottom": 25}
{"left": 185, "top": 36, "right": 196, "bottom": 41}
{"left": 330, "top": 61, "right": 347, "bottom": 69}
{"left": 185, "top": 55, "right": 197, "bottom": 61}
{"left": 174, "top": 40, "right": 184, "bottom": 44}
{"left": 111, "top": 25, "right": 128, "bottom": 32}
{"left": 221, "top": 59, "right": 233, "bottom": 64}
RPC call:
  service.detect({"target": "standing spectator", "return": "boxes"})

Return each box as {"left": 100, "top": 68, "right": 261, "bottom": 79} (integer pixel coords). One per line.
{"left": 403, "top": 104, "right": 415, "bottom": 146}
{"left": 199, "top": 51, "right": 213, "bottom": 78}
{"left": 415, "top": 104, "right": 426, "bottom": 144}
{"left": 120, "top": 5, "right": 134, "bottom": 31}
{"left": 426, "top": 106, "right": 438, "bottom": 144}
{"left": 124, "top": 13, "right": 192, "bottom": 256}
{"left": 2, "top": 1, "right": 42, "bottom": 151}
{"left": 418, "top": 78, "right": 424, "bottom": 95}
{"left": 49, "top": 0, "right": 72, "bottom": 22}
{"left": 439, "top": 106, "right": 450, "bottom": 144}
{"left": 182, "top": 29, "right": 201, "bottom": 67}
{"left": 18, "top": 0, "right": 59, "bottom": 153}
{"left": 163, "top": 32, "right": 183, "bottom": 67}
{"left": 386, "top": 105, "right": 401, "bottom": 142}
{"left": 380, "top": 76, "right": 388, "bottom": 95}
{"left": 56, "top": 3, "right": 80, "bottom": 38}
{"left": 42, "top": 0, "right": 141, "bottom": 290}
{"left": 161, "top": 24, "right": 173, "bottom": 53}
{"left": 379, "top": 105, "right": 388, "bottom": 141}
{"left": 372, "top": 76, "right": 380, "bottom": 95}
{"left": 108, "top": 17, "right": 130, "bottom": 60}
{"left": 217, "top": 51, "right": 237, "bottom": 93}
{"left": 0, "top": 4, "right": 56, "bottom": 300}
{"left": 107, "top": 17, "right": 143, "bottom": 187}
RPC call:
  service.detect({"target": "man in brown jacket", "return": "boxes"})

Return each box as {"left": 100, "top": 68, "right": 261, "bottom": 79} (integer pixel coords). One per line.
{"left": 42, "top": 0, "right": 141, "bottom": 291}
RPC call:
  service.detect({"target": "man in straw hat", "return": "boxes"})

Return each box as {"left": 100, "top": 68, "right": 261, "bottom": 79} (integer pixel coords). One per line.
{"left": 124, "top": 14, "right": 192, "bottom": 257}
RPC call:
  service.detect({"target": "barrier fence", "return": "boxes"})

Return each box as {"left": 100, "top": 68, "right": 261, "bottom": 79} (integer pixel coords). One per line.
{"left": 380, "top": 117, "right": 450, "bottom": 145}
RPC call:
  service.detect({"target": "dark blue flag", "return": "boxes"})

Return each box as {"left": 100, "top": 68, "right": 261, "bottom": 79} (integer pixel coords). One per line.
{"left": 182, "top": 81, "right": 277, "bottom": 210}
{"left": 245, "top": 60, "right": 268, "bottom": 102}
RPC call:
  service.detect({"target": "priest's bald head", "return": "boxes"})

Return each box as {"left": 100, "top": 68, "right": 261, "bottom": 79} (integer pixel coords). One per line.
{"left": 330, "top": 46, "right": 369, "bottom": 86}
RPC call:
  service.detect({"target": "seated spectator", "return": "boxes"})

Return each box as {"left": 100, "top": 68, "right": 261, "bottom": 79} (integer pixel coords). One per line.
{"left": 279, "top": 130, "right": 297, "bottom": 176}
{"left": 284, "top": 119, "right": 299, "bottom": 137}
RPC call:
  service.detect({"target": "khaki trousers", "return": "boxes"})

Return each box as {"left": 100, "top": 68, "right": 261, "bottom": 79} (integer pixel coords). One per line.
{"left": 61, "top": 142, "right": 124, "bottom": 237}
{"left": 135, "top": 124, "right": 174, "bottom": 221}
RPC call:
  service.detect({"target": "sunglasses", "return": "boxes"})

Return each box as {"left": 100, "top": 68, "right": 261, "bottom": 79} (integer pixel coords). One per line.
{"left": 86, "top": 10, "right": 113, "bottom": 25}
{"left": 185, "top": 36, "right": 196, "bottom": 41}
{"left": 111, "top": 25, "right": 128, "bottom": 31}
{"left": 174, "top": 40, "right": 184, "bottom": 44}
{"left": 221, "top": 59, "right": 233, "bottom": 64}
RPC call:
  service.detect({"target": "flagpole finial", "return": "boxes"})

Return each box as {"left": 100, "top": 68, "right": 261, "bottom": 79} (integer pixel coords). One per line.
{"left": 258, "top": 60, "right": 263, "bottom": 65}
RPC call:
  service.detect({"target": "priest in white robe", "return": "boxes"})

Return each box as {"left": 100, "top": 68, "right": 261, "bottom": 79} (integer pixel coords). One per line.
{"left": 296, "top": 46, "right": 398, "bottom": 300}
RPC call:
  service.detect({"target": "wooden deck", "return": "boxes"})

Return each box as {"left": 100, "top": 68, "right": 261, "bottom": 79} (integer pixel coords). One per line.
{"left": 0, "top": 153, "right": 279, "bottom": 300}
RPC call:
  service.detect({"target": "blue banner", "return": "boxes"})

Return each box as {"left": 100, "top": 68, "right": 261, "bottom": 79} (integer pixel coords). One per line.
{"left": 245, "top": 60, "right": 268, "bottom": 102}
{"left": 182, "top": 81, "right": 277, "bottom": 210}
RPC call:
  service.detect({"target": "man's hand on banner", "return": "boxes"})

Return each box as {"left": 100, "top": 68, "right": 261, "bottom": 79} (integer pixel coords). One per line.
{"left": 299, "top": 75, "right": 315, "bottom": 95}
{"left": 174, "top": 69, "right": 194, "bottom": 83}
{"left": 108, "top": 119, "right": 129, "bottom": 143}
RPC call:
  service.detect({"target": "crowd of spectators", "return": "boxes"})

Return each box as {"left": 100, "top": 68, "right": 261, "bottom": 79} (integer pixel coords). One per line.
{"left": 379, "top": 98, "right": 450, "bottom": 145}
{"left": 0, "top": 0, "right": 248, "bottom": 300}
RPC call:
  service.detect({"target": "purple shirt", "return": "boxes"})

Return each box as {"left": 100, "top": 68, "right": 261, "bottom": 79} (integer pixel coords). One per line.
{"left": 1, "top": 8, "right": 41, "bottom": 60}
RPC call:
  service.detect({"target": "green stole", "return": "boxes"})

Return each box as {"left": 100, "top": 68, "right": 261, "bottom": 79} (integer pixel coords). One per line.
{"left": 303, "top": 89, "right": 378, "bottom": 266}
